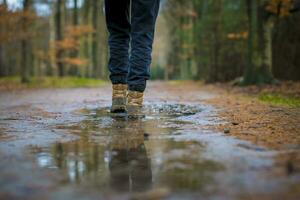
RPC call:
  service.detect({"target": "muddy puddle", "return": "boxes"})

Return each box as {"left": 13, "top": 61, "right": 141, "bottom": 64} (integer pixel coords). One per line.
{"left": 1, "top": 101, "right": 299, "bottom": 200}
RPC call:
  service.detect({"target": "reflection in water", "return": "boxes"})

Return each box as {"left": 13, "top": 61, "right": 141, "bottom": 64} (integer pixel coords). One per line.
{"left": 38, "top": 115, "right": 152, "bottom": 192}
{"left": 48, "top": 117, "right": 152, "bottom": 193}
{"left": 109, "top": 119, "right": 152, "bottom": 192}
{"left": 32, "top": 105, "right": 226, "bottom": 195}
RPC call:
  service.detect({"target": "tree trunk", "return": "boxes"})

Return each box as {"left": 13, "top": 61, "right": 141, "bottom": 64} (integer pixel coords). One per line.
{"left": 257, "top": 3, "right": 273, "bottom": 82}
{"left": 208, "top": 0, "right": 222, "bottom": 82}
{"left": 99, "top": 2, "right": 108, "bottom": 80}
{"left": 272, "top": 10, "right": 300, "bottom": 80}
{"left": 21, "top": 0, "right": 32, "bottom": 83}
{"left": 92, "top": 0, "right": 100, "bottom": 78}
{"left": 243, "top": 0, "right": 255, "bottom": 84}
{"left": 56, "top": 0, "right": 64, "bottom": 77}
{"left": 83, "top": 0, "right": 91, "bottom": 77}
{"left": 48, "top": 1, "right": 56, "bottom": 76}
{"left": 0, "top": 1, "right": 6, "bottom": 77}
{"left": 243, "top": 0, "right": 274, "bottom": 85}
{"left": 0, "top": 45, "right": 5, "bottom": 77}
{"left": 73, "top": 0, "right": 78, "bottom": 25}
{"left": 69, "top": 0, "right": 79, "bottom": 76}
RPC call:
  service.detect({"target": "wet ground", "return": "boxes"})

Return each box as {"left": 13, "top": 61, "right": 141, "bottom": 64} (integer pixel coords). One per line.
{"left": 0, "top": 82, "right": 299, "bottom": 200}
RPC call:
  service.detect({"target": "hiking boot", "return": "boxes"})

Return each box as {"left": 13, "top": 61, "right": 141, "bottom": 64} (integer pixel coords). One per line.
{"left": 127, "top": 90, "right": 144, "bottom": 118}
{"left": 111, "top": 84, "right": 128, "bottom": 113}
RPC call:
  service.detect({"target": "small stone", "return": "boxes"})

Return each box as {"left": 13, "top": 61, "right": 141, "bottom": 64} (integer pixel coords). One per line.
{"left": 224, "top": 128, "right": 230, "bottom": 134}
{"left": 232, "top": 121, "right": 239, "bottom": 125}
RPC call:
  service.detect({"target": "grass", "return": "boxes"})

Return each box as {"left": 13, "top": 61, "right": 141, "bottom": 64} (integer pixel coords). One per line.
{"left": 258, "top": 93, "right": 300, "bottom": 108}
{"left": 0, "top": 76, "right": 107, "bottom": 89}
{"left": 168, "top": 80, "right": 204, "bottom": 85}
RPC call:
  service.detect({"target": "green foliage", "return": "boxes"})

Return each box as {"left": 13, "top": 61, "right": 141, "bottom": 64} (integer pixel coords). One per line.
{"left": 163, "top": 0, "right": 248, "bottom": 82}
{"left": 259, "top": 93, "right": 300, "bottom": 107}
{"left": 0, "top": 76, "right": 106, "bottom": 89}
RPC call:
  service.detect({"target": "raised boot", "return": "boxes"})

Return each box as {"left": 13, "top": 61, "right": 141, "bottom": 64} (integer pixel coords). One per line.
{"left": 111, "top": 84, "right": 128, "bottom": 113}
{"left": 127, "top": 90, "right": 144, "bottom": 118}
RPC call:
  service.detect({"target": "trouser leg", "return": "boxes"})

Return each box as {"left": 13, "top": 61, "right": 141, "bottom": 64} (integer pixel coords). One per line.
{"left": 105, "top": 0, "right": 131, "bottom": 84}
{"left": 128, "top": 0, "right": 160, "bottom": 92}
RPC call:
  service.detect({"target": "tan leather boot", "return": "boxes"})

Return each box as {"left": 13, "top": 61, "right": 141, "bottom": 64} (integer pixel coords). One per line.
{"left": 111, "top": 84, "right": 128, "bottom": 113}
{"left": 127, "top": 90, "right": 144, "bottom": 118}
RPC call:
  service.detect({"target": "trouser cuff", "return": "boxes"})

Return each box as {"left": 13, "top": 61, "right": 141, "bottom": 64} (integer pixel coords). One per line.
{"left": 129, "top": 84, "right": 146, "bottom": 92}
{"left": 110, "top": 75, "right": 127, "bottom": 85}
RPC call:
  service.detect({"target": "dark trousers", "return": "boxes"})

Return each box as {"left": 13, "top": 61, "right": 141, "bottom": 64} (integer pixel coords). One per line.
{"left": 105, "top": 0, "right": 160, "bottom": 92}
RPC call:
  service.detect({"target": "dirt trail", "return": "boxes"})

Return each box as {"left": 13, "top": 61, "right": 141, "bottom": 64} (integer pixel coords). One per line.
{"left": 0, "top": 81, "right": 299, "bottom": 200}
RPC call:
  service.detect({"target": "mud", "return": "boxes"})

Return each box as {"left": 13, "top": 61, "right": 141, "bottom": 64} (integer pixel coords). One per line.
{"left": 0, "top": 82, "right": 299, "bottom": 200}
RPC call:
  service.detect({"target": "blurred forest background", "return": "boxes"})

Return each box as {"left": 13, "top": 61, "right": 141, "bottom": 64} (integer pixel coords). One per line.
{"left": 0, "top": 0, "right": 299, "bottom": 87}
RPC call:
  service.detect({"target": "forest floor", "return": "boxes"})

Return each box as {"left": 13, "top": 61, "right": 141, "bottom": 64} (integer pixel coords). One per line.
{"left": 0, "top": 81, "right": 299, "bottom": 200}
{"left": 204, "top": 81, "right": 300, "bottom": 149}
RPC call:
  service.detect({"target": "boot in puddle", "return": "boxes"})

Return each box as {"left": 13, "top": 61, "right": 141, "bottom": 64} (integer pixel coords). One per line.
{"left": 127, "top": 90, "right": 144, "bottom": 118}
{"left": 111, "top": 84, "right": 128, "bottom": 113}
